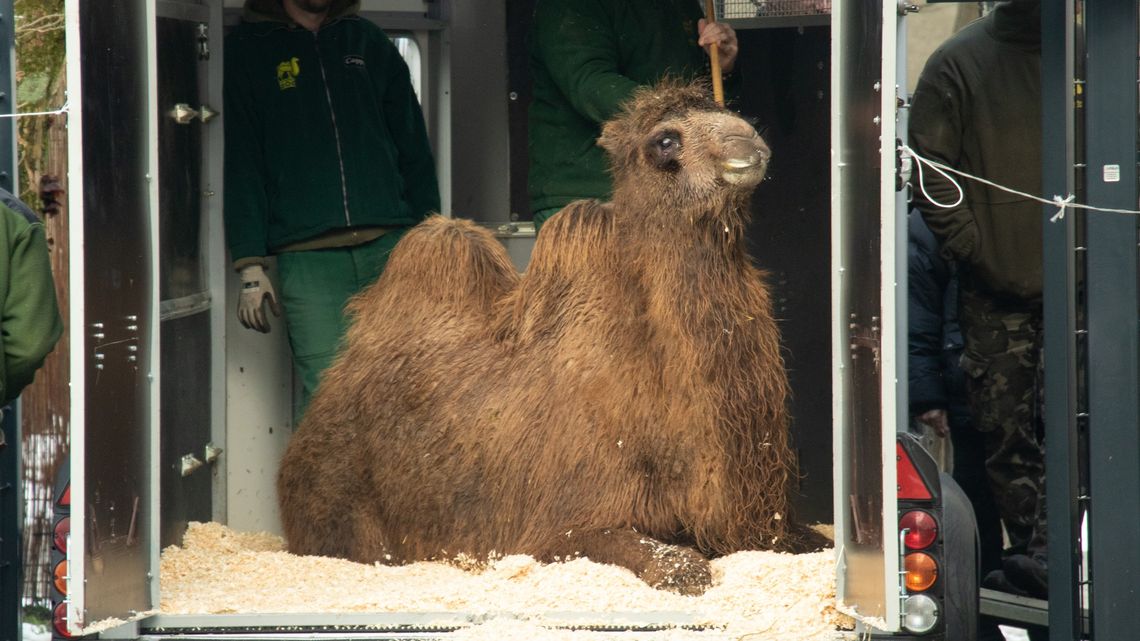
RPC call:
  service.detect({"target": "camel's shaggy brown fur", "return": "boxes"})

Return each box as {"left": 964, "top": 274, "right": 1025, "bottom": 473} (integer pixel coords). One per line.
{"left": 278, "top": 80, "right": 818, "bottom": 595}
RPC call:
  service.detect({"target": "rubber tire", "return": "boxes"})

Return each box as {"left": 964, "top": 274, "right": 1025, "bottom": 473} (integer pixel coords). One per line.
{"left": 940, "top": 472, "right": 980, "bottom": 641}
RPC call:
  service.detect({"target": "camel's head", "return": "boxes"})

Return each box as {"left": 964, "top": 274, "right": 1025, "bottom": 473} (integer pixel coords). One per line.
{"left": 598, "top": 79, "right": 770, "bottom": 220}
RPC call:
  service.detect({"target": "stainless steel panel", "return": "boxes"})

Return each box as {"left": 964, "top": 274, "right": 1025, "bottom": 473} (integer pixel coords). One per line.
{"left": 831, "top": 0, "right": 888, "bottom": 622}
{"left": 78, "top": 0, "right": 152, "bottom": 624}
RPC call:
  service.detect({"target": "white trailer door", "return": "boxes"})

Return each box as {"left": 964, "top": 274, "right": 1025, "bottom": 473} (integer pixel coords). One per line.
{"left": 831, "top": 0, "right": 907, "bottom": 630}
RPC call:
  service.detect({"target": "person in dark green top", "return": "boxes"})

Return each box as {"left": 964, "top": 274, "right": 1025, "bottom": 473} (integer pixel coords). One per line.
{"left": 224, "top": 0, "right": 440, "bottom": 416}
{"left": 0, "top": 188, "right": 63, "bottom": 408}
{"left": 527, "top": 0, "right": 740, "bottom": 231}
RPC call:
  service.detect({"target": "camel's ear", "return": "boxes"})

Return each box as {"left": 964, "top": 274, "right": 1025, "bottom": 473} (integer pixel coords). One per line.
{"left": 598, "top": 119, "right": 638, "bottom": 171}
{"left": 597, "top": 119, "right": 622, "bottom": 156}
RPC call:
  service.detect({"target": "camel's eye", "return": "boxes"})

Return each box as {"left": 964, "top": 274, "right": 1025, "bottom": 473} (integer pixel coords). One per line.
{"left": 649, "top": 130, "right": 682, "bottom": 169}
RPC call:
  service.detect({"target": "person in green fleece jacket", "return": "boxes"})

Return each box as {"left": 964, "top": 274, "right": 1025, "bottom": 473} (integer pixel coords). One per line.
{"left": 1, "top": 188, "right": 63, "bottom": 409}
{"left": 527, "top": 0, "right": 740, "bottom": 231}
{"left": 224, "top": 0, "right": 440, "bottom": 416}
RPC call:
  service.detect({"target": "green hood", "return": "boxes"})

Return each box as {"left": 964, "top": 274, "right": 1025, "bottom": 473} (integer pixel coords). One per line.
{"left": 242, "top": 0, "right": 359, "bottom": 24}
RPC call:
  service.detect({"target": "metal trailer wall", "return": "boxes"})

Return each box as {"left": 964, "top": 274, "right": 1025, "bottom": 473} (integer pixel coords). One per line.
{"left": 1043, "top": 2, "right": 1140, "bottom": 638}
{"left": 0, "top": 0, "right": 16, "bottom": 634}
{"left": 0, "top": 411, "right": 17, "bottom": 640}
{"left": 735, "top": 25, "right": 833, "bottom": 525}
{"left": 155, "top": 2, "right": 221, "bottom": 551}
{"left": 1041, "top": 2, "right": 1082, "bottom": 639}
{"left": 0, "top": 0, "right": 11, "bottom": 194}
{"left": 449, "top": 0, "right": 535, "bottom": 265}
{"left": 448, "top": 0, "right": 510, "bottom": 222}
{"left": 1081, "top": 1, "right": 1140, "bottom": 638}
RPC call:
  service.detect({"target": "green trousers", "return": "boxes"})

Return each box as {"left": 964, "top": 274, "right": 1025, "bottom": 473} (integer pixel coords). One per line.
{"left": 276, "top": 229, "right": 407, "bottom": 418}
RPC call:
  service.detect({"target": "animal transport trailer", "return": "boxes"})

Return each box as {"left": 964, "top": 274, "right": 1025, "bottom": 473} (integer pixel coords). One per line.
{"left": 43, "top": 0, "right": 989, "bottom": 639}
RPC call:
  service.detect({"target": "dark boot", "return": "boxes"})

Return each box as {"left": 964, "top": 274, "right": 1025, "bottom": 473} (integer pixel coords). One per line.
{"left": 1003, "top": 554, "right": 1048, "bottom": 599}
{"left": 982, "top": 568, "right": 1031, "bottom": 598}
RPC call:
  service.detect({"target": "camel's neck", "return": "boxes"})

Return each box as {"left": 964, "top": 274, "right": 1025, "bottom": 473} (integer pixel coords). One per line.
{"left": 618, "top": 197, "right": 768, "bottom": 368}
{"left": 611, "top": 183, "right": 752, "bottom": 244}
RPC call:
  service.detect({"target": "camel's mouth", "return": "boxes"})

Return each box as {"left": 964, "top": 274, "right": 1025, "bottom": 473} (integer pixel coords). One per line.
{"left": 721, "top": 157, "right": 767, "bottom": 185}
{"left": 718, "top": 133, "right": 770, "bottom": 187}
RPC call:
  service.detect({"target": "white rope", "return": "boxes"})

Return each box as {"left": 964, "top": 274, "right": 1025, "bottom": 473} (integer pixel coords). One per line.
{"left": 1050, "top": 194, "right": 1075, "bottom": 223}
{"left": 0, "top": 100, "right": 69, "bottom": 119}
{"left": 899, "top": 143, "right": 1140, "bottom": 222}
{"left": 910, "top": 143, "right": 964, "bottom": 209}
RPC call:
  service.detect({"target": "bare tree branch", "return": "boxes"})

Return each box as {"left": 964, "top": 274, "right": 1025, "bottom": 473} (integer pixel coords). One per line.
{"left": 16, "top": 13, "right": 65, "bottom": 38}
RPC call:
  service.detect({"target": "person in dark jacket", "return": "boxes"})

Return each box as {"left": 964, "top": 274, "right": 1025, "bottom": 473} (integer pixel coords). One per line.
{"left": 527, "top": 0, "right": 740, "bottom": 231}
{"left": 909, "top": 210, "right": 1005, "bottom": 641}
{"left": 908, "top": 0, "right": 1047, "bottom": 598}
{"left": 224, "top": 0, "right": 440, "bottom": 416}
{"left": 908, "top": 210, "right": 969, "bottom": 451}
{"left": 0, "top": 188, "right": 63, "bottom": 408}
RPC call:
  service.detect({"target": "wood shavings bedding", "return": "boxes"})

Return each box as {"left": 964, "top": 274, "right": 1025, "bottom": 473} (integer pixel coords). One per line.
{"left": 160, "top": 522, "right": 854, "bottom": 640}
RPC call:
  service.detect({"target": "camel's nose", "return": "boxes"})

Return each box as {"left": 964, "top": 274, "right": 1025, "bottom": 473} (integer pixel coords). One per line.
{"left": 722, "top": 134, "right": 770, "bottom": 170}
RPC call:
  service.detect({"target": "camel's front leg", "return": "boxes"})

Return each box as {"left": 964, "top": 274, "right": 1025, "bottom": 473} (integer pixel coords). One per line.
{"left": 543, "top": 527, "right": 712, "bottom": 595}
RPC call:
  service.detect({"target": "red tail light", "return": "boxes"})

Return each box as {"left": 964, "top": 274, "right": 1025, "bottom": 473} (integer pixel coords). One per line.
{"left": 53, "top": 517, "right": 70, "bottom": 553}
{"left": 53, "top": 602, "right": 72, "bottom": 638}
{"left": 900, "top": 509, "right": 938, "bottom": 549}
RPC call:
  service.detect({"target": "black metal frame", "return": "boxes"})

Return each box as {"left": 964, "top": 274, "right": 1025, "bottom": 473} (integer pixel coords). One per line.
{"left": 1, "top": 0, "right": 20, "bottom": 637}
{"left": 1041, "top": 3, "right": 1082, "bottom": 640}
{"left": 1044, "top": 1, "right": 1140, "bottom": 639}
{"left": 1, "top": 408, "right": 19, "bottom": 641}
{"left": 1082, "top": 1, "right": 1140, "bottom": 639}
{"left": 0, "top": 0, "right": 11, "bottom": 195}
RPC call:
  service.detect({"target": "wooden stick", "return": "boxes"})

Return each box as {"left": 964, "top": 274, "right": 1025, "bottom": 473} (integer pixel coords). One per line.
{"left": 704, "top": 0, "right": 725, "bottom": 106}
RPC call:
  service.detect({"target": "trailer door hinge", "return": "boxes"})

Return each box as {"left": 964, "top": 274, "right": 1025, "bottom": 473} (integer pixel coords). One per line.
{"left": 197, "top": 23, "right": 210, "bottom": 60}
{"left": 896, "top": 138, "right": 912, "bottom": 193}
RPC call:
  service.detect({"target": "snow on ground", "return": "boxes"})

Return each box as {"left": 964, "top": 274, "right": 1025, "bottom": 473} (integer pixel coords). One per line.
{"left": 21, "top": 622, "right": 50, "bottom": 641}
{"left": 1000, "top": 625, "right": 1030, "bottom": 641}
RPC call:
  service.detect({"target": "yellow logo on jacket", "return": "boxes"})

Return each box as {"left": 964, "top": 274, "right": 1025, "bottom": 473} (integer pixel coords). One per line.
{"left": 277, "top": 57, "right": 300, "bottom": 90}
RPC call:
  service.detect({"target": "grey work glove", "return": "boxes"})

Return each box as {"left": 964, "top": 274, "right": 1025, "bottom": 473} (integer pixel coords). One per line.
{"left": 237, "top": 264, "right": 280, "bottom": 333}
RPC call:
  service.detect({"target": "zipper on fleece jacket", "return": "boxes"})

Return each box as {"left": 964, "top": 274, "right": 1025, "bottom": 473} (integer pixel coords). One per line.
{"left": 312, "top": 29, "right": 352, "bottom": 226}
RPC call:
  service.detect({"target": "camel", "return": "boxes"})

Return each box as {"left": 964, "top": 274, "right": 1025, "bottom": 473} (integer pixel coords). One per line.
{"left": 278, "top": 79, "right": 817, "bottom": 595}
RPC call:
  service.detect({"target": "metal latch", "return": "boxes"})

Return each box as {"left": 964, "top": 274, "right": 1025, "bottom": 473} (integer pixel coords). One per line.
{"left": 180, "top": 453, "right": 204, "bottom": 477}
{"left": 170, "top": 103, "right": 219, "bottom": 125}
{"left": 197, "top": 23, "right": 210, "bottom": 60}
